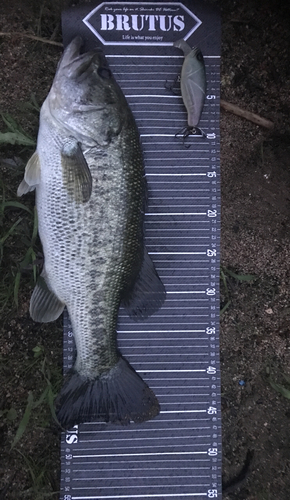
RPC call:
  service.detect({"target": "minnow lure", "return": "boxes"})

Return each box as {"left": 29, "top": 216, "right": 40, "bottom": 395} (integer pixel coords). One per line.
{"left": 173, "top": 38, "right": 206, "bottom": 137}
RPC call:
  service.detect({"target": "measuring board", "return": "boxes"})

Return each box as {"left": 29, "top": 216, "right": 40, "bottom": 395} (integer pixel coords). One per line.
{"left": 60, "top": 1, "right": 221, "bottom": 499}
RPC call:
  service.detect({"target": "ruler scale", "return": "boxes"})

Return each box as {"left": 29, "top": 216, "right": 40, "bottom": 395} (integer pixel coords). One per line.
{"left": 61, "top": 1, "right": 221, "bottom": 499}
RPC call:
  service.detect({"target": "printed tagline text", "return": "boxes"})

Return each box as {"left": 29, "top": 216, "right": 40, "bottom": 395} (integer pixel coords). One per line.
{"left": 122, "top": 34, "right": 164, "bottom": 41}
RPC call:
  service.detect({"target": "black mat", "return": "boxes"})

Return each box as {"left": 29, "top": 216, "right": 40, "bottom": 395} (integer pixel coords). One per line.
{"left": 61, "top": 2, "right": 221, "bottom": 499}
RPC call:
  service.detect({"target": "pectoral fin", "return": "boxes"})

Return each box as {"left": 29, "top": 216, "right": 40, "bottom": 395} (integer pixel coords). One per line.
{"left": 122, "top": 248, "right": 166, "bottom": 320}
{"left": 17, "top": 151, "right": 41, "bottom": 196}
{"left": 61, "top": 138, "right": 92, "bottom": 203}
{"left": 30, "top": 271, "right": 65, "bottom": 322}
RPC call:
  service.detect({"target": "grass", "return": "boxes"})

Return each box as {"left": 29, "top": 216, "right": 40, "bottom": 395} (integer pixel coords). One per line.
{"left": 0, "top": 112, "right": 36, "bottom": 146}
{"left": 10, "top": 346, "right": 62, "bottom": 450}
{"left": 16, "top": 449, "right": 59, "bottom": 499}
{"left": 1, "top": 331, "right": 62, "bottom": 497}
{"left": 266, "top": 365, "right": 290, "bottom": 401}
{"left": 1, "top": 341, "right": 62, "bottom": 446}
{"left": 0, "top": 7, "right": 64, "bottom": 497}
{"left": 0, "top": 109, "right": 62, "bottom": 486}
{"left": 0, "top": 176, "right": 40, "bottom": 316}
{"left": 0, "top": 107, "right": 40, "bottom": 317}
{"left": 220, "top": 265, "right": 257, "bottom": 314}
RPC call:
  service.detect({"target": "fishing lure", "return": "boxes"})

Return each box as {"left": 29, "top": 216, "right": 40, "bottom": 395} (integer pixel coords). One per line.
{"left": 173, "top": 38, "right": 206, "bottom": 137}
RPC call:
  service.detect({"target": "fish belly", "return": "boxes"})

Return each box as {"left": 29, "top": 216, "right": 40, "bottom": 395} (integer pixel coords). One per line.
{"left": 31, "top": 114, "right": 163, "bottom": 427}
{"left": 37, "top": 124, "right": 144, "bottom": 379}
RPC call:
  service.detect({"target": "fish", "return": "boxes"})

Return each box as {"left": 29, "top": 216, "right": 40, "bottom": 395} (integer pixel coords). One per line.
{"left": 17, "top": 36, "right": 165, "bottom": 429}
{"left": 173, "top": 39, "right": 206, "bottom": 135}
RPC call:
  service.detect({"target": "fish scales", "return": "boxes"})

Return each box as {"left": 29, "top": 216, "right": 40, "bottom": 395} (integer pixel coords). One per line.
{"left": 18, "top": 37, "right": 165, "bottom": 428}
{"left": 38, "top": 108, "right": 144, "bottom": 376}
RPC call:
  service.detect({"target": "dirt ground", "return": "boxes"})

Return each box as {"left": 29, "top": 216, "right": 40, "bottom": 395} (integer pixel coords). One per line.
{"left": 0, "top": 0, "right": 290, "bottom": 498}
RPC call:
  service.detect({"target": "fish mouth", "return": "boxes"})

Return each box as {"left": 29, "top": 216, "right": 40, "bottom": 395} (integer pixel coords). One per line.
{"left": 62, "top": 36, "right": 84, "bottom": 64}
{"left": 60, "top": 36, "right": 105, "bottom": 79}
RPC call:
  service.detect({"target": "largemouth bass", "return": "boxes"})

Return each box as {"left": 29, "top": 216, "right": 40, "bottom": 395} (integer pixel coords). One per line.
{"left": 174, "top": 39, "right": 206, "bottom": 135}
{"left": 17, "top": 37, "right": 165, "bottom": 429}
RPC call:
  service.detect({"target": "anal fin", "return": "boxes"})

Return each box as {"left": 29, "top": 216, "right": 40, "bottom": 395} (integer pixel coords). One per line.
{"left": 30, "top": 271, "right": 65, "bottom": 322}
{"left": 122, "top": 248, "right": 166, "bottom": 320}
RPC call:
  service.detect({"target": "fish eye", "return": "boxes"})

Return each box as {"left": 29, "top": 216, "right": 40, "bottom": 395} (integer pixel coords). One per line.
{"left": 196, "top": 51, "right": 204, "bottom": 63}
{"left": 97, "top": 67, "right": 112, "bottom": 79}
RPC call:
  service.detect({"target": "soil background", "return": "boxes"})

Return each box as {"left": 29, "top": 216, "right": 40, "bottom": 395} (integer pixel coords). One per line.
{"left": 0, "top": 0, "right": 290, "bottom": 499}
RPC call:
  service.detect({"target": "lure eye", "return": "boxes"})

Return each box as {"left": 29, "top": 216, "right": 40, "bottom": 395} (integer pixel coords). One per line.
{"left": 196, "top": 51, "right": 204, "bottom": 63}
{"left": 97, "top": 67, "right": 112, "bottom": 79}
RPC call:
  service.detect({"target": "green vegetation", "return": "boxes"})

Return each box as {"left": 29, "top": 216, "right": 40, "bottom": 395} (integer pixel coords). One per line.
{"left": 0, "top": 4, "right": 64, "bottom": 497}
{"left": 0, "top": 338, "right": 62, "bottom": 497}
{"left": 0, "top": 112, "right": 36, "bottom": 146}
{"left": 10, "top": 345, "right": 62, "bottom": 451}
{"left": 16, "top": 450, "right": 59, "bottom": 499}
{"left": 0, "top": 107, "right": 62, "bottom": 498}
{"left": 0, "top": 174, "right": 39, "bottom": 316}
{"left": 220, "top": 265, "right": 257, "bottom": 314}
{"left": 266, "top": 366, "right": 290, "bottom": 401}
{"left": 0, "top": 109, "right": 39, "bottom": 317}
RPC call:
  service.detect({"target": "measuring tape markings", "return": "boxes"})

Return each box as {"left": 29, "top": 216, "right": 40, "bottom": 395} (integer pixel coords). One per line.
{"left": 61, "top": 6, "right": 221, "bottom": 499}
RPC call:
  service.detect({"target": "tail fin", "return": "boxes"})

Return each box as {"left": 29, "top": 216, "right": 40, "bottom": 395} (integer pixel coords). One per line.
{"left": 55, "top": 357, "right": 159, "bottom": 429}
